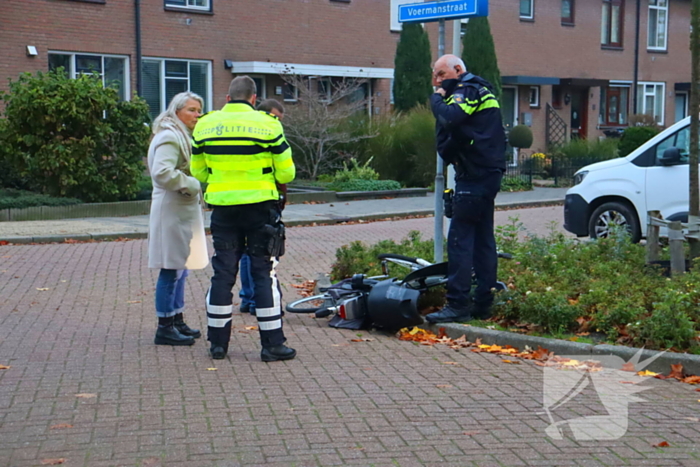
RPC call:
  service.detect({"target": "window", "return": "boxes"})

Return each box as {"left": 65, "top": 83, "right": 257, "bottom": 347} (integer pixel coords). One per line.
{"left": 552, "top": 86, "right": 563, "bottom": 108}
{"left": 460, "top": 18, "right": 469, "bottom": 38}
{"left": 520, "top": 0, "right": 534, "bottom": 19}
{"left": 251, "top": 76, "right": 267, "bottom": 99}
{"left": 317, "top": 78, "right": 332, "bottom": 102}
{"left": 390, "top": 0, "right": 415, "bottom": 32}
{"left": 48, "top": 52, "right": 128, "bottom": 101}
{"left": 599, "top": 85, "right": 629, "bottom": 126}
{"left": 636, "top": 82, "right": 665, "bottom": 125}
{"left": 654, "top": 125, "right": 690, "bottom": 165}
{"left": 647, "top": 0, "right": 668, "bottom": 50}
{"left": 164, "top": 0, "right": 211, "bottom": 11}
{"left": 142, "top": 58, "right": 211, "bottom": 120}
{"left": 561, "top": 0, "right": 574, "bottom": 24}
{"left": 529, "top": 86, "right": 540, "bottom": 107}
{"left": 283, "top": 83, "right": 298, "bottom": 102}
{"left": 601, "top": 0, "right": 624, "bottom": 47}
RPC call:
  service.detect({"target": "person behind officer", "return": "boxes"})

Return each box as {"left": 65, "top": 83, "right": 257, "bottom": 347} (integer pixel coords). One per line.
{"left": 425, "top": 54, "right": 506, "bottom": 324}
{"left": 191, "top": 76, "right": 296, "bottom": 361}
{"left": 238, "top": 98, "right": 287, "bottom": 317}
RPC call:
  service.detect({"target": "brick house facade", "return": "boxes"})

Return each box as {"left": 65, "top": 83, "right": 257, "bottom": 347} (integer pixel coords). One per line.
{"left": 0, "top": 0, "right": 693, "bottom": 164}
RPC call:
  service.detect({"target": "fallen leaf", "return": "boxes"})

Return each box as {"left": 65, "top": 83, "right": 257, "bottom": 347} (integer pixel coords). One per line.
{"left": 475, "top": 338, "right": 483, "bottom": 346}
{"left": 350, "top": 338, "right": 374, "bottom": 342}
{"left": 126, "top": 300, "right": 141, "bottom": 304}
{"left": 141, "top": 458, "right": 160, "bottom": 467}
{"left": 442, "top": 361, "right": 460, "bottom": 365}
{"left": 637, "top": 370, "right": 659, "bottom": 377}
{"left": 0, "top": 365, "right": 10, "bottom": 370}
{"left": 75, "top": 393, "right": 96, "bottom": 398}
{"left": 653, "top": 441, "right": 670, "bottom": 448}
{"left": 619, "top": 381, "right": 636, "bottom": 384}
{"left": 436, "top": 384, "right": 452, "bottom": 388}
{"left": 50, "top": 424, "right": 73, "bottom": 429}
{"left": 669, "top": 363, "right": 685, "bottom": 380}
{"left": 244, "top": 326, "right": 258, "bottom": 331}
{"left": 684, "top": 417, "right": 700, "bottom": 422}
{"left": 501, "top": 359, "right": 521, "bottom": 364}
{"left": 206, "top": 368, "right": 217, "bottom": 371}
{"left": 682, "top": 375, "right": 700, "bottom": 385}
{"left": 36, "top": 287, "right": 50, "bottom": 291}
{"left": 621, "top": 362, "right": 636, "bottom": 372}
{"left": 463, "top": 431, "right": 480, "bottom": 436}
{"left": 41, "top": 459, "right": 65, "bottom": 465}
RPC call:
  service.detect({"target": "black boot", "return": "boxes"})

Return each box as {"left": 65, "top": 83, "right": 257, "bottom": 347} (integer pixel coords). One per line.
{"left": 261, "top": 344, "right": 297, "bottom": 362}
{"left": 209, "top": 345, "right": 227, "bottom": 360}
{"left": 155, "top": 317, "right": 195, "bottom": 346}
{"left": 173, "top": 313, "right": 202, "bottom": 338}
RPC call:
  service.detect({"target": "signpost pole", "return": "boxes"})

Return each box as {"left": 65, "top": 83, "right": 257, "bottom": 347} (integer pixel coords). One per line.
{"left": 433, "top": 15, "right": 446, "bottom": 264}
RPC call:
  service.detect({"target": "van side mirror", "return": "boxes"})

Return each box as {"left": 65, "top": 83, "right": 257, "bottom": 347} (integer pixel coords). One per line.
{"left": 660, "top": 147, "right": 682, "bottom": 166}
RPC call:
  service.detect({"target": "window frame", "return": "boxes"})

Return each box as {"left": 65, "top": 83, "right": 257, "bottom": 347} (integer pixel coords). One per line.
{"left": 48, "top": 51, "right": 130, "bottom": 101}
{"left": 282, "top": 83, "right": 298, "bottom": 103}
{"left": 250, "top": 76, "right": 267, "bottom": 100}
{"left": 636, "top": 81, "right": 666, "bottom": 126}
{"left": 647, "top": 0, "right": 668, "bottom": 51}
{"left": 599, "top": 83, "right": 631, "bottom": 127}
{"left": 601, "top": 0, "right": 624, "bottom": 48}
{"left": 164, "top": 0, "right": 212, "bottom": 13}
{"left": 141, "top": 57, "right": 213, "bottom": 118}
{"left": 529, "top": 86, "right": 540, "bottom": 108}
{"left": 561, "top": 0, "right": 575, "bottom": 25}
{"left": 520, "top": 0, "right": 534, "bottom": 20}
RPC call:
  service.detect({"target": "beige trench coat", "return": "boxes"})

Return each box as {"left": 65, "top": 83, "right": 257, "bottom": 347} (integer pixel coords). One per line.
{"left": 147, "top": 129, "right": 209, "bottom": 270}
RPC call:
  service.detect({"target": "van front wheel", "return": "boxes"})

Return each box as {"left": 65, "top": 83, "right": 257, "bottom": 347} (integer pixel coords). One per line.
{"left": 588, "top": 202, "right": 641, "bottom": 243}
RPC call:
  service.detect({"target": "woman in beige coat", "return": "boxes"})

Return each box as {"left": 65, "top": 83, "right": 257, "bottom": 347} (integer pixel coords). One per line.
{"left": 148, "top": 91, "right": 209, "bottom": 346}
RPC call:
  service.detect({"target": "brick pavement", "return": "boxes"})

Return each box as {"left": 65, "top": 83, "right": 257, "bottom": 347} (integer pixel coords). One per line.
{"left": 1, "top": 210, "right": 700, "bottom": 467}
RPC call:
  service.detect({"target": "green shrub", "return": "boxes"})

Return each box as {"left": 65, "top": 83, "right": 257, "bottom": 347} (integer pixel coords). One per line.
{"left": 618, "top": 126, "right": 661, "bottom": 157}
{"left": 500, "top": 177, "right": 532, "bottom": 192}
{"left": 0, "top": 189, "right": 82, "bottom": 210}
{"left": 327, "top": 179, "right": 402, "bottom": 192}
{"left": 331, "top": 158, "right": 379, "bottom": 183}
{"left": 0, "top": 69, "right": 151, "bottom": 202}
{"left": 354, "top": 106, "right": 436, "bottom": 187}
{"left": 508, "top": 125, "right": 533, "bottom": 149}
{"left": 628, "top": 290, "right": 697, "bottom": 350}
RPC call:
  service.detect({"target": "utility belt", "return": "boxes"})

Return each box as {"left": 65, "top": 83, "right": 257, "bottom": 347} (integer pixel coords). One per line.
{"left": 260, "top": 210, "right": 286, "bottom": 257}
{"left": 213, "top": 204, "right": 286, "bottom": 257}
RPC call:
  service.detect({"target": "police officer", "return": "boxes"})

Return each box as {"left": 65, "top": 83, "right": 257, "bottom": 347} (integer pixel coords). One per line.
{"left": 426, "top": 54, "right": 506, "bottom": 324}
{"left": 191, "top": 76, "right": 296, "bottom": 361}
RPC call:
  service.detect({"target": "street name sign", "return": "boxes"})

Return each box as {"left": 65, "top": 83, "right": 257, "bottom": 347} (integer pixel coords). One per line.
{"left": 398, "top": 0, "right": 488, "bottom": 23}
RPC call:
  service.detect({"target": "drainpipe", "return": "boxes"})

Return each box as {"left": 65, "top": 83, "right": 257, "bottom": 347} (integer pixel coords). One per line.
{"left": 135, "top": 0, "right": 143, "bottom": 96}
{"left": 633, "top": 0, "right": 641, "bottom": 114}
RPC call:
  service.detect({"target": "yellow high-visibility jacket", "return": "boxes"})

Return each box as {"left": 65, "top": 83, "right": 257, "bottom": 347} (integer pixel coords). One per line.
{"left": 190, "top": 101, "right": 295, "bottom": 206}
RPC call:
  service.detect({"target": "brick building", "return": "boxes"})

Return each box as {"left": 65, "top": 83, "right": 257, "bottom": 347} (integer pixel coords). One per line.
{"left": 0, "top": 0, "right": 693, "bottom": 162}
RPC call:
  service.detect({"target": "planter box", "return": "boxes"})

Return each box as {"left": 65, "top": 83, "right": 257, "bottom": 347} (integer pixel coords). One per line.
{"left": 335, "top": 188, "right": 429, "bottom": 200}
{"left": 0, "top": 200, "right": 152, "bottom": 222}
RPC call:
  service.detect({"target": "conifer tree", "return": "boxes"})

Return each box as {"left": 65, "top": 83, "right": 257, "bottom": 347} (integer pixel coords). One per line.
{"left": 461, "top": 17, "right": 502, "bottom": 99}
{"left": 393, "top": 23, "right": 433, "bottom": 112}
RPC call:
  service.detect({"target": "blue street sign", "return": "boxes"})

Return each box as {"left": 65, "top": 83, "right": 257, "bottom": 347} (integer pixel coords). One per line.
{"left": 398, "top": 0, "right": 488, "bottom": 23}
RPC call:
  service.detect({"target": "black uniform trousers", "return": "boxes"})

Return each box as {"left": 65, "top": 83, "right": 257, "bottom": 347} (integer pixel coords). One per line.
{"left": 446, "top": 167, "right": 503, "bottom": 310}
{"left": 207, "top": 200, "right": 285, "bottom": 351}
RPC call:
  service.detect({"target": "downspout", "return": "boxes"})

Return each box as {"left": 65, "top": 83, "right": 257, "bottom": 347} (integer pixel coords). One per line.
{"left": 135, "top": 0, "right": 143, "bottom": 96}
{"left": 633, "top": 0, "right": 641, "bottom": 114}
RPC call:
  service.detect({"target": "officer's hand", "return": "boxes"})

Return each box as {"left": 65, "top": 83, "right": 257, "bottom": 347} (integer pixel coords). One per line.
{"left": 435, "top": 88, "right": 446, "bottom": 97}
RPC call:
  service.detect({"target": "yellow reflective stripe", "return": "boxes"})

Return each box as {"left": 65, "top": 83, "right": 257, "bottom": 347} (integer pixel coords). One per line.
{"left": 458, "top": 102, "right": 478, "bottom": 115}
{"left": 275, "top": 157, "right": 294, "bottom": 171}
{"left": 206, "top": 180, "right": 276, "bottom": 192}
{"left": 207, "top": 159, "right": 272, "bottom": 172}
{"left": 477, "top": 98, "right": 500, "bottom": 112}
{"left": 445, "top": 96, "right": 455, "bottom": 105}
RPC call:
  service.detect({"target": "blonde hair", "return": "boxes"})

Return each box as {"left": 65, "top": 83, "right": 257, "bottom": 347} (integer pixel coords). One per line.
{"left": 152, "top": 91, "right": 204, "bottom": 135}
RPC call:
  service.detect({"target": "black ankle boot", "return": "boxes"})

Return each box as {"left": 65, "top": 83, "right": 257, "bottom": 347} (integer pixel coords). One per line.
{"left": 154, "top": 318, "right": 195, "bottom": 346}
{"left": 261, "top": 344, "right": 297, "bottom": 362}
{"left": 173, "top": 313, "right": 201, "bottom": 338}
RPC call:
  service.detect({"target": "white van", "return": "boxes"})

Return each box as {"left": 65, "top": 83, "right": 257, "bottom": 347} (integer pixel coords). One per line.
{"left": 564, "top": 115, "right": 695, "bottom": 243}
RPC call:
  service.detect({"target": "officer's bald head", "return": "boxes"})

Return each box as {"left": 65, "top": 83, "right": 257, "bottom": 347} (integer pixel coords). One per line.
{"left": 227, "top": 76, "right": 256, "bottom": 103}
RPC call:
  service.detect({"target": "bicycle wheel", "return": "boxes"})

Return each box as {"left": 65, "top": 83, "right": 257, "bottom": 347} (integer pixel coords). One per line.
{"left": 285, "top": 294, "right": 333, "bottom": 313}
{"left": 377, "top": 253, "right": 428, "bottom": 270}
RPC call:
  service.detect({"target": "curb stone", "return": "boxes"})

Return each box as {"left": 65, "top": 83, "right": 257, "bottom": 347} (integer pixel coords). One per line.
{"left": 425, "top": 322, "right": 700, "bottom": 375}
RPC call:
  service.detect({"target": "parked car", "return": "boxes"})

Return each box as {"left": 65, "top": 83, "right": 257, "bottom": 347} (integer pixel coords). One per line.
{"left": 564, "top": 116, "right": 694, "bottom": 243}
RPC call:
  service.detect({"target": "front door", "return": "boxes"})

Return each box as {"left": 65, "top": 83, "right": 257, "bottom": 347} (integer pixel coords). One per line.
{"left": 675, "top": 92, "right": 689, "bottom": 123}
{"left": 501, "top": 86, "right": 518, "bottom": 165}
{"left": 570, "top": 89, "right": 589, "bottom": 139}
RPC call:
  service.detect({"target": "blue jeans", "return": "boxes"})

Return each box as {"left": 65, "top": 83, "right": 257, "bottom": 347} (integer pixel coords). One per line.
{"left": 155, "top": 269, "right": 188, "bottom": 318}
{"left": 446, "top": 169, "right": 503, "bottom": 309}
{"left": 239, "top": 254, "right": 255, "bottom": 310}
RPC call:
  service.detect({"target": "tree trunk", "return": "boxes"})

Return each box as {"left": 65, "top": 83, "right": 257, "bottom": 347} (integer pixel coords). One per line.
{"left": 689, "top": 0, "right": 700, "bottom": 259}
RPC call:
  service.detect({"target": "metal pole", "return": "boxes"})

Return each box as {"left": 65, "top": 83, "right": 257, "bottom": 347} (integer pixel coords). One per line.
{"left": 135, "top": 0, "right": 142, "bottom": 97}
{"left": 434, "top": 18, "right": 446, "bottom": 264}
{"left": 632, "top": 0, "right": 640, "bottom": 114}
